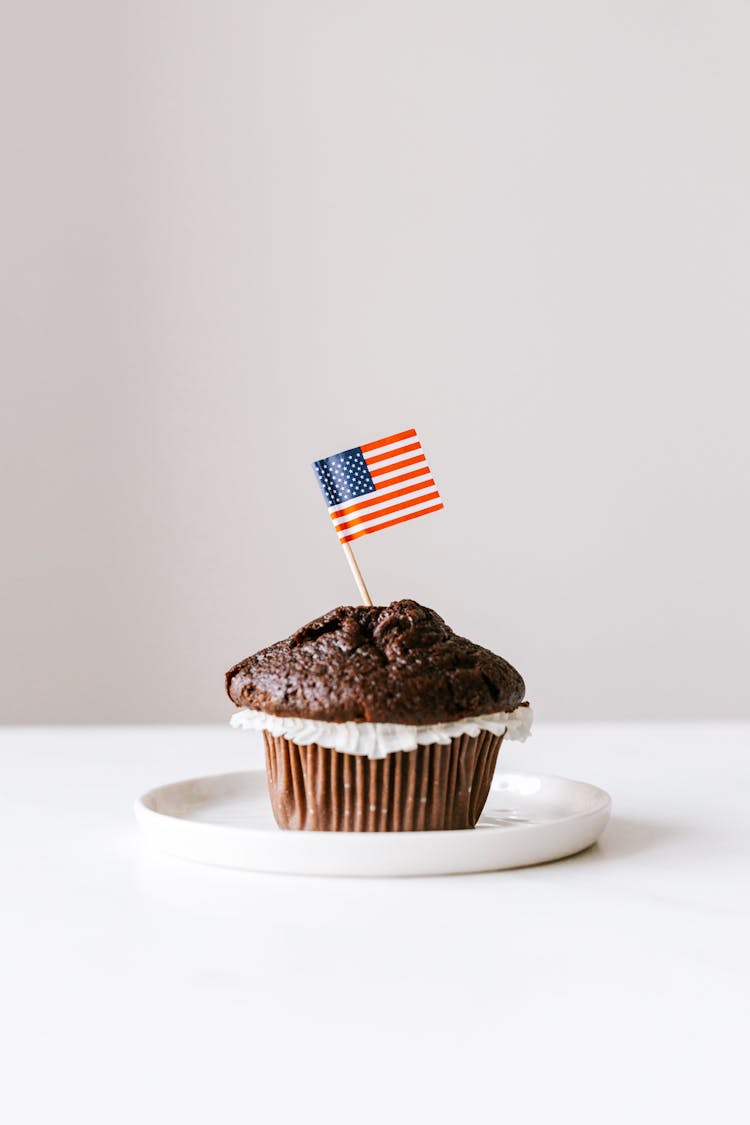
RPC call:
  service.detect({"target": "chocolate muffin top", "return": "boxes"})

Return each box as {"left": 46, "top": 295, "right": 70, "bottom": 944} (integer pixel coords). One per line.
{"left": 226, "top": 599, "right": 525, "bottom": 724}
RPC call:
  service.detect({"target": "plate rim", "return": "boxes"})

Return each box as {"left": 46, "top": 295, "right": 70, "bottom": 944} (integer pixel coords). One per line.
{"left": 134, "top": 767, "right": 612, "bottom": 841}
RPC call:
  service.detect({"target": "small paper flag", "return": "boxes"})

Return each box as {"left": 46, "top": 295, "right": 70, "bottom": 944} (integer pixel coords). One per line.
{"left": 313, "top": 428, "right": 443, "bottom": 543}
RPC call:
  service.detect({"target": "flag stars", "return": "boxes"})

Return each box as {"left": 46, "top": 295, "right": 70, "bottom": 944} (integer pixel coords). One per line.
{"left": 313, "top": 446, "right": 375, "bottom": 507}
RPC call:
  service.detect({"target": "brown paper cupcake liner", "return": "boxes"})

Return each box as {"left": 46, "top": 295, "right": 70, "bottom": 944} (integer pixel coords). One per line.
{"left": 262, "top": 729, "right": 504, "bottom": 832}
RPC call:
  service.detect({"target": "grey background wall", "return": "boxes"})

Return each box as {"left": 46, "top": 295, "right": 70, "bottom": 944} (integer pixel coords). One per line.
{"left": 1, "top": 0, "right": 748, "bottom": 724}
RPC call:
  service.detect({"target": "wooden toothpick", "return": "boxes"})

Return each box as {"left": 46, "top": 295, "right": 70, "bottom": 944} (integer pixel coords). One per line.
{"left": 341, "top": 541, "right": 373, "bottom": 605}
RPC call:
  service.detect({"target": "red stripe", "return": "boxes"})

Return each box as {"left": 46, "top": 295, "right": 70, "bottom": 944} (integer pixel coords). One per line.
{"left": 341, "top": 503, "right": 444, "bottom": 542}
{"left": 364, "top": 440, "right": 421, "bottom": 466}
{"left": 334, "top": 491, "right": 441, "bottom": 534}
{"left": 360, "top": 428, "right": 416, "bottom": 454}
{"left": 330, "top": 479, "right": 435, "bottom": 521}
{"left": 371, "top": 466, "right": 431, "bottom": 490}
{"left": 370, "top": 454, "right": 426, "bottom": 478}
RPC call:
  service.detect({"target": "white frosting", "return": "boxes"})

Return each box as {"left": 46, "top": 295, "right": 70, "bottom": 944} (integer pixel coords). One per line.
{"left": 229, "top": 704, "right": 533, "bottom": 760}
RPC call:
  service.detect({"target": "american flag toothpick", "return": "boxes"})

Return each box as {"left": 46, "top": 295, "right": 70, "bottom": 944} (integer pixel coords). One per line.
{"left": 312, "top": 428, "right": 444, "bottom": 604}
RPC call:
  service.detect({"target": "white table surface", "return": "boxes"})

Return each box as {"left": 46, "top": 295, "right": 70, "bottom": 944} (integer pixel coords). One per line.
{"left": 1, "top": 723, "right": 748, "bottom": 1125}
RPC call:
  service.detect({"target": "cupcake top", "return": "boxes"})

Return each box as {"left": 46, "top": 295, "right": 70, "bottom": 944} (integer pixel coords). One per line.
{"left": 225, "top": 599, "right": 525, "bottom": 725}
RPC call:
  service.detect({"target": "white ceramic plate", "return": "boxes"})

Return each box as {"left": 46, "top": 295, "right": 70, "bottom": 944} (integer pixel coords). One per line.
{"left": 134, "top": 769, "right": 611, "bottom": 877}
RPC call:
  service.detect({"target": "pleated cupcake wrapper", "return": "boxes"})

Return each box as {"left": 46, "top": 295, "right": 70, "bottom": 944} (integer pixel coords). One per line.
{"left": 262, "top": 729, "right": 504, "bottom": 832}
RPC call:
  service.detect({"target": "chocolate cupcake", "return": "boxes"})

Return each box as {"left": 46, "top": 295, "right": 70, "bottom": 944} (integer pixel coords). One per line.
{"left": 226, "top": 599, "right": 532, "bottom": 832}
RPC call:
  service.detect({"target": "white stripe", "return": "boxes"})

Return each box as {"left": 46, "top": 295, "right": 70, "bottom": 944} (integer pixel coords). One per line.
{"left": 328, "top": 489, "right": 377, "bottom": 515}
{"left": 364, "top": 448, "right": 424, "bottom": 473}
{"left": 332, "top": 483, "right": 439, "bottom": 526}
{"left": 368, "top": 461, "right": 429, "bottom": 487}
{"left": 328, "top": 469, "right": 433, "bottom": 516}
{"left": 337, "top": 491, "right": 441, "bottom": 530}
{"left": 362, "top": 435, "right": 420, "bottom": 462}
{"left": 336, "top": 496, "right": 442, "bottom": 538}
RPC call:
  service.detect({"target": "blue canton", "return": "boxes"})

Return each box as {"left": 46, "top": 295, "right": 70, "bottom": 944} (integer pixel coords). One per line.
{"left": 313, "top": 447, "right": 375, "bottom": 508}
